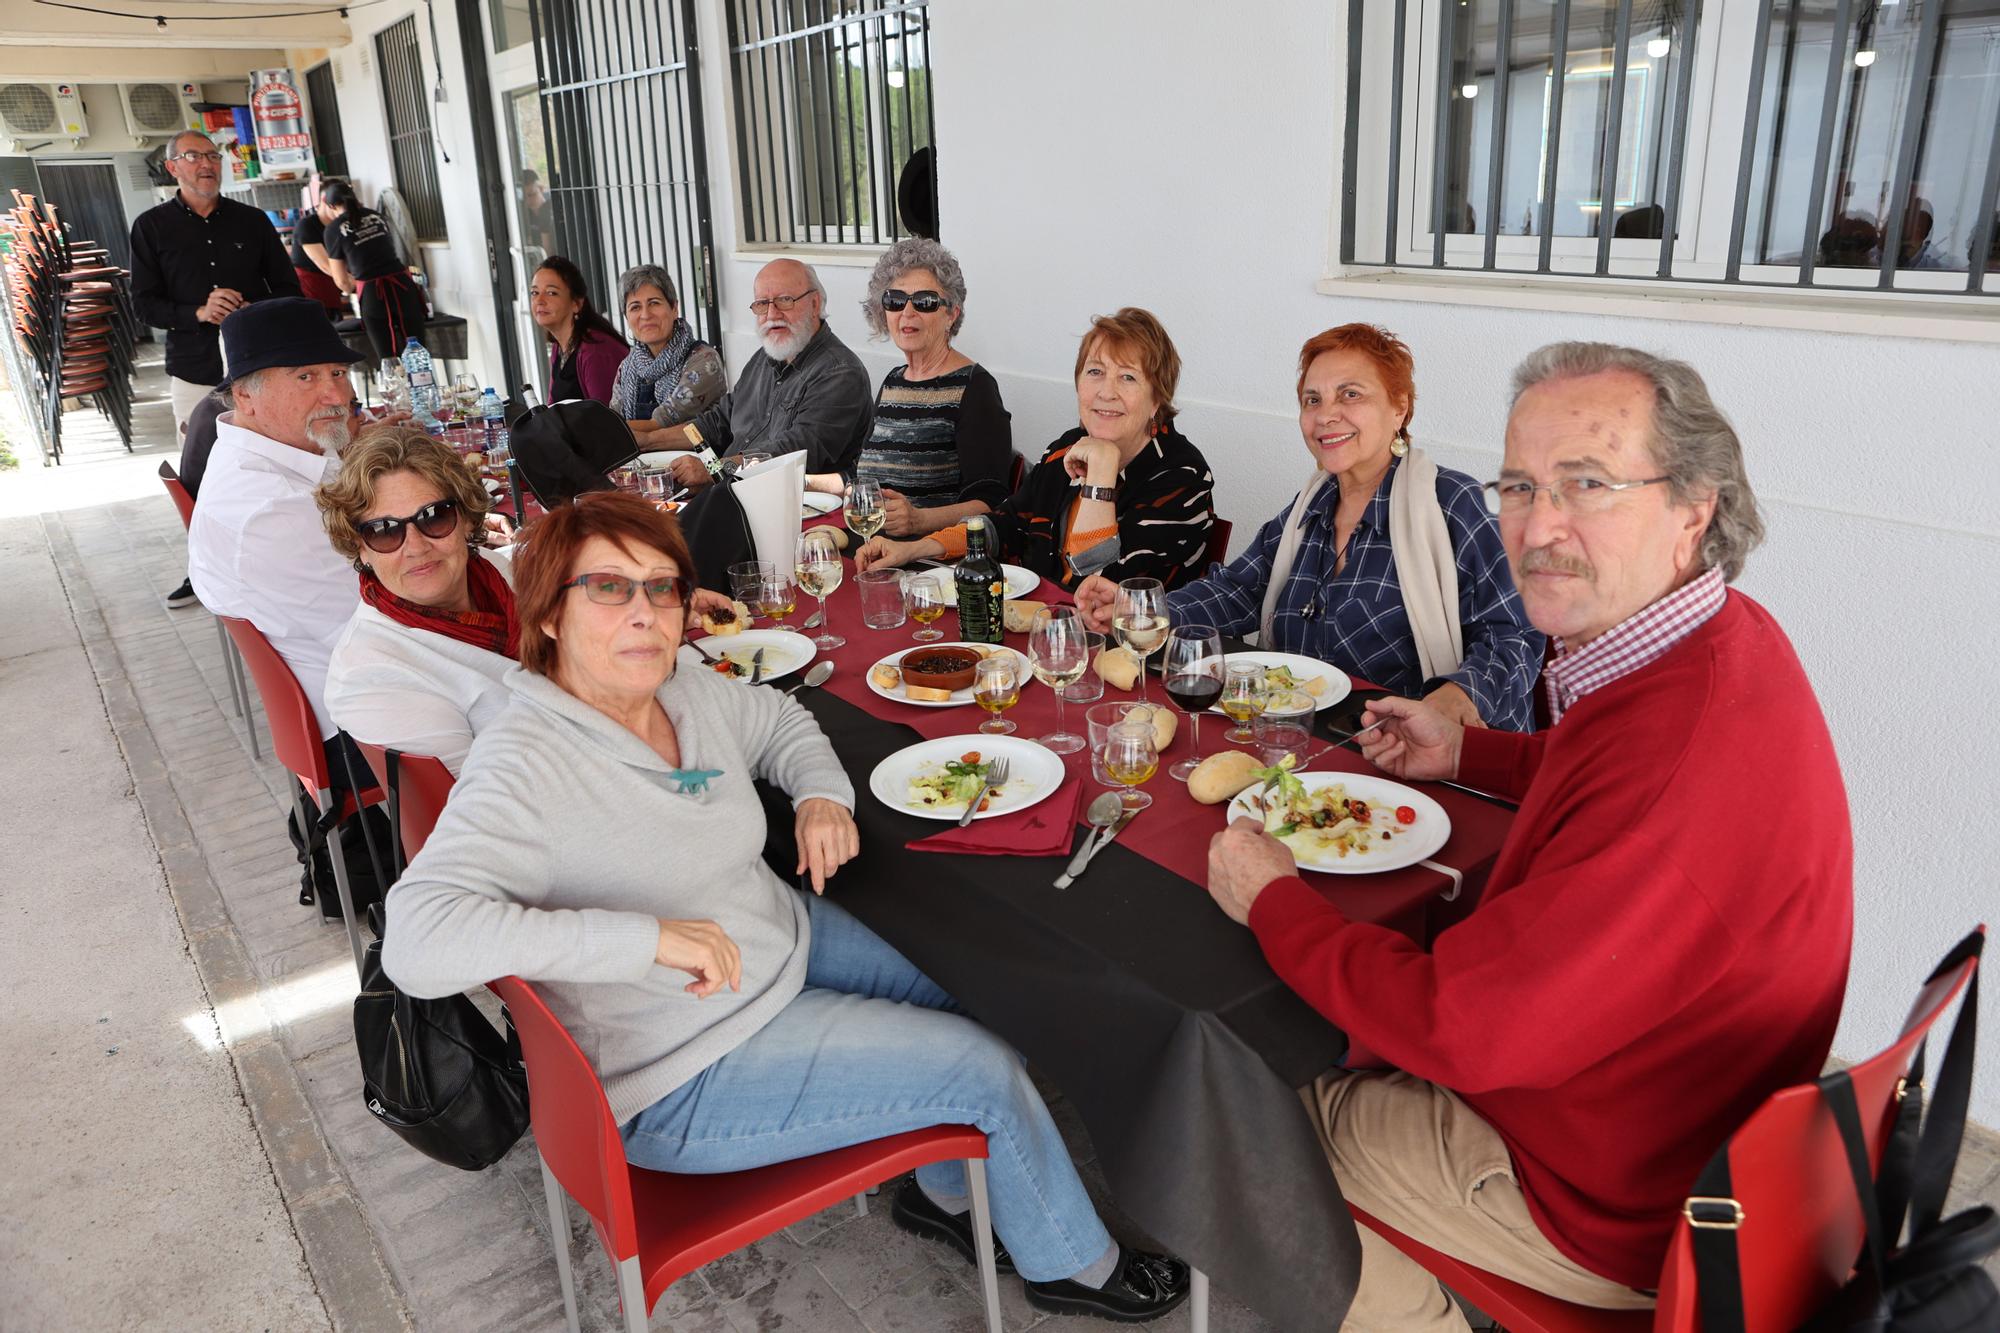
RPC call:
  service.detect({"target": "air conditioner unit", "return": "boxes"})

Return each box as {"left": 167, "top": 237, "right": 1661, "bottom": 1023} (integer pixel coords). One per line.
{"left": 0, "top": 82, "right": 88, "bottom": 144}
{"left": 120, "top": 82, "right": 200, "bottom": 139}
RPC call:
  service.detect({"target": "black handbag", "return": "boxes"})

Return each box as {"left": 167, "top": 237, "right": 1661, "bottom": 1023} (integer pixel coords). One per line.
{"left": 1693, "top": 929, "right": 1996, "bottom": 1333}
{"left": 349, "top": 751, "right": 530, "bottom": 1171}
{"left": 676, "top": 472, "right": 761, "bottom": 590}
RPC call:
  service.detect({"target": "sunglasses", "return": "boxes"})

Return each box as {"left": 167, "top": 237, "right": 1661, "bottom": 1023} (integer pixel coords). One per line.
{"left": 562, "top": 571, "right": 692, "bottom": 609}
{"left": 881, "top": 289, "right": 949, "bottom": 314}
{"left": 357, "top": 499, "right": 462, "bottom": 553}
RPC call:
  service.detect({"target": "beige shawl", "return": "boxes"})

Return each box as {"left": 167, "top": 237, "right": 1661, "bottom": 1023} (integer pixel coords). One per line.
{"left": 1257, "top": 448, "right": 1463, "bottom": 681}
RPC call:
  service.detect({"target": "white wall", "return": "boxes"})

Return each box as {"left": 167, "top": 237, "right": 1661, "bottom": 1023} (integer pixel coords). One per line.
{"left": 685, "top": 0, "right": 2000, "bottom": 1121}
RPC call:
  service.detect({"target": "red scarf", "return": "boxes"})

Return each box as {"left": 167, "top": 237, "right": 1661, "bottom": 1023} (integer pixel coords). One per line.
{"left": 359, "top": 551, "right": 521, "bottom": 659}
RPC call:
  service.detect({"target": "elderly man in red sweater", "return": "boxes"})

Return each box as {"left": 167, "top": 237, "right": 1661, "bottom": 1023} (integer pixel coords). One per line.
{"left": 1207, "top": 342, "right": 1852, "bottom": 1330}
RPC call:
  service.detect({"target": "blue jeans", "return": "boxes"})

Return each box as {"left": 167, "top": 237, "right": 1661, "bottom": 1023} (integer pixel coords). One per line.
{"left": 620, "top": 894, "right": 1113, "bottom": 1281}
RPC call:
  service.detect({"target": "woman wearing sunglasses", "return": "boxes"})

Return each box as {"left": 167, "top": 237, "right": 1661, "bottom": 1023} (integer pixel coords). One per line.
{"left": 804, "top": 239, "right": 1012, "bottom": 537}
{"left": 382, "top": 489, "right": 1194, "bottom": 1323}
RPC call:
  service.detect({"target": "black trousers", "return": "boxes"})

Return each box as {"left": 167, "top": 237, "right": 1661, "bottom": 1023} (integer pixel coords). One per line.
{"left": 360, "top": 282, "right": 428, "bottom": 362}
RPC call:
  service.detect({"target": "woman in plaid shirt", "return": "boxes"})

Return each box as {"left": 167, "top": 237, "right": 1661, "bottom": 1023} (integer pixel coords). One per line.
{"left": 1078, "top": 325, "right": 1542, "bottom": 731}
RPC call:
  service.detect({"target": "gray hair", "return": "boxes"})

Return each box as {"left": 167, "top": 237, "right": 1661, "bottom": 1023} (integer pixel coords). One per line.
{"left": 167, "top": 128, "right": 214, "bottom": 157}
{"left": 231, "top": 367, "right": 275, "bottom": 398}
{"left": 617, "top": 263, "right": 679, "bottom": 312}
{"left": 1510, "top": 342, "right": 1765, "bottom": 582}
{"left": 861, "top": 237, "right": 967, "bottom": 339}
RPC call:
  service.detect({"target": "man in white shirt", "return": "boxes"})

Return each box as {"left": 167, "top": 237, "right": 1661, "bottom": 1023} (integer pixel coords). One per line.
{"left": 188, "top": 297, "right": 368, "bottom": 771}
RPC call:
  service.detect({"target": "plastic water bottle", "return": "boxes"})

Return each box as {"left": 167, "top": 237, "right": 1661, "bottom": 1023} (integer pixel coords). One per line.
{"left": 400, "top": 337, "right": 440, "bottom": 426}
{"left": 479, "top": 388, "right": 505, "bottom": 451}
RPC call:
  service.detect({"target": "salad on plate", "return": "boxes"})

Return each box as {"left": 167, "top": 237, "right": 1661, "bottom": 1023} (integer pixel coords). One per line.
{"left": 1248, "top": 756, "right": 1418, "bottom": 861}
{"left": 907, "top": 750, "right": 1018, "bottom": 814}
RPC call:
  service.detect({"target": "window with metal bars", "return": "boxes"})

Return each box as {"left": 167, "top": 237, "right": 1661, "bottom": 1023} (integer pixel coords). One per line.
{"left": 375, "top": 15, "right": 449, "bottom": 243}
{"left": 304, "top": 61, "right": 348, "bottom": 179}
{"left": 726, "top": 0, "right": 938, "bottom": 247}
{"left": 1340, "top": 1, "right": 2000, "bottom": 297}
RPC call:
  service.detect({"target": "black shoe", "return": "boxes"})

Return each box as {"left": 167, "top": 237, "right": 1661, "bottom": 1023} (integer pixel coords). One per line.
{"left": 165, "top": 577, "right": 198, "bottom": 609}
{"left": 1024, "top": 1248, "right": 1191, "bottom": 1323}
{"left": 888, "top": 1178, "right": 1016, "bottom": 1275}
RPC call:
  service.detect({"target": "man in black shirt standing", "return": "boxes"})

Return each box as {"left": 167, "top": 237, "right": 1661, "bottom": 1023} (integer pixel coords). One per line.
{"left": 131, "top": 128, "right": 300, "bottom": 608}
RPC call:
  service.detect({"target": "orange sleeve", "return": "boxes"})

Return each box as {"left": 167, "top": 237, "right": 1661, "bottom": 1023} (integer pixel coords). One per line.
{"left": 931, "top": 524, "right": 970, "bottom": 560}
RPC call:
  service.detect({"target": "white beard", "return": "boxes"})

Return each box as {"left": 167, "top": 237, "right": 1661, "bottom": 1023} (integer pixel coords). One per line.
{"left": 305, "top": 414, "right": 355, "bottom": 456}
{"left": 759, "top": 321, "right": 811, "bottom": 363}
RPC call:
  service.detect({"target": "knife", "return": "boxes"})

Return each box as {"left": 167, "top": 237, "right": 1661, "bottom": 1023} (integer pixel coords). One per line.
{"left": 1054, "top": 807, "right": 1138, "bottom": 889}
{"left": 748, "top": 648, "right": 767, "bottom": 685}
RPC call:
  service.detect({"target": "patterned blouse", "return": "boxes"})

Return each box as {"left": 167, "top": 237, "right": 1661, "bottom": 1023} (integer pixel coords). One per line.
{"left": 855, "top": 363, "right": 1012, "bottom": 508}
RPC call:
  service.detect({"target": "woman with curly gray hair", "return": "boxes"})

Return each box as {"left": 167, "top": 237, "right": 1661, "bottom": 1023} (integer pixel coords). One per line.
{"left": 806, "top": 238, "right": 1012, "bottom": 537}
{"left": 612, "top": 263, "right": 726, "bottom": 436}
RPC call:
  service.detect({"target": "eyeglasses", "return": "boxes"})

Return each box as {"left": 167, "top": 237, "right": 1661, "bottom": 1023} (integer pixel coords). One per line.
{"left": 881, "top": 289, "right": 949, "bottom": 314}
{"left": 562, "top": 571, "right": 692, "bottom": 609}
{"left": 1482, "top": 475, "right": 1671, "bottom": 516}
{"left": 748, "top": 291, "right": 814, "bottom": 315}
{"left": 357, "top": 499, "right": 462, "bottom": 553}
{"left": 170, "top": 151, "right": 224, "bottom": 165}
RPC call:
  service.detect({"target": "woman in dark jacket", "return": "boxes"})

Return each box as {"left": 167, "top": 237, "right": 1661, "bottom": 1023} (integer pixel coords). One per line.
{"left": 531, "top": 255, "right": 625, "bottom": 405}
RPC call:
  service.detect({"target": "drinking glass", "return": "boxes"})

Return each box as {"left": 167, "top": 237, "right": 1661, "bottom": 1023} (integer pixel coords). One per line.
{"left": 845, "top": 476, "right": 887, "bottom": 541}
{"left": 1112, "top": 577, "right": 1169, "bottom": 703}
{"left": 794, "top": 529, "right": 845, "bottom": 649}
{"left": 730, "top": 450, "right": 772, "bottom": 478}
{"left": 857, "top": 568, "right": 908, "bottom": 629}
{"left": 1065, "top": 632, "right": 1108, "bottom": 709}
{"left": 906, "top": 571, "right": 950, "bottom": 641}
{"left": 1098, "top": 716, "right": 1158, "bottom": 812}
{"left": 1027, "top": 606, "right": 1090, "bottom": 754}
{"left": 1219, "top": 662, "right": 1268, "bottom": 743}
{"left": 755, "top": 573, "right": 797, "bottom": 626}
{"left": 1254, "top": 689, "right": 1315, "bottom": 767}
{"left": 972, "top": 655, "right": 1021, "bottom": 735}
{"left": 1161, "top": 624, "right": 1224, "bottom": 780}
{"left": 1086, "top": 701, "right": 1141, "bottom": 787}
{"left": 728, "top": 560, "right": 775, "bottom": 623}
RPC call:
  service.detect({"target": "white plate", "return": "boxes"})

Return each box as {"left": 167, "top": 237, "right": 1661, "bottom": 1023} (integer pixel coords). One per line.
{"left": 694, "top": 629, "right": 817, "bottom": 683}
{"left": 865, "top": 642, "right": 1035, "bottom": 709}
{"left": 1001, "top": 563, "right": 1040, "bottom": 600}
{"left": 1227, "top": 772, "right": 1450, "bottom": 874}
{"left": 869, "top": 734, "right": 1067, "bottom": 822}
{"left": 801, "top": 491, "right": 843, "bottom": 517}
{"left": 1211, "top": 651, "right": 1351, "bottom": 712}
{"left": 638, "top": 449, "right": 695, "bottom": 468}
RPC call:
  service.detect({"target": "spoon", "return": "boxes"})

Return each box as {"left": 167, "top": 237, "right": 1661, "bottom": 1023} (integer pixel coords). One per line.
{"left": 1054, "top": 792, "right": 1124, "bottom": 890}
{"left": 803, "top": 608, "right": 825, "bottom": 629}
{"left": 783, "top": 661, "right": 835, "bottom": 696}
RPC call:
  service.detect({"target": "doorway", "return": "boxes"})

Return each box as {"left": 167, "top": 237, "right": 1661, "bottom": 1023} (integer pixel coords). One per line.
{"left": 35, "top": 161, "right": 131, "bottom": 270}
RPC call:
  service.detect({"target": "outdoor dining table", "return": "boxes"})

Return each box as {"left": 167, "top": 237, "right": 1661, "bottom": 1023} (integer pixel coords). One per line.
{"left": 724, "top": 545, "right": 1520, "bottom": 1331}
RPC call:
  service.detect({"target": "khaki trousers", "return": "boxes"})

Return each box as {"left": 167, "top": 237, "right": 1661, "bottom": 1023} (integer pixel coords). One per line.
{"left": 1305, "top": 1071, "right": 1656, "bottom": 1332}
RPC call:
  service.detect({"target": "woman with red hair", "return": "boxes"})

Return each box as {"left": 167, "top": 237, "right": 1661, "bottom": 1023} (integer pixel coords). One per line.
{"left": 1077, "top": 324, "right": 1541, "bottom": 730}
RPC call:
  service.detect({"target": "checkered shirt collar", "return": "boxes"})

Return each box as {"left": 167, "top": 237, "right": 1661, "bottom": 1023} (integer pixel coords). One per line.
{"left": 1543, "top": 567, "right": 1727, "bottom": 724}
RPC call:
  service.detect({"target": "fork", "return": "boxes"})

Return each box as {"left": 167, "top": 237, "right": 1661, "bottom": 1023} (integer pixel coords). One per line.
{"left": 957, "top": 756, "right": 1010, "bottom": 828}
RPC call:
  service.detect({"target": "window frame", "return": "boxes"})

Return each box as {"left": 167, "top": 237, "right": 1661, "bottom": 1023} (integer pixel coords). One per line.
{"left": 373, "top": 13, "right": 450, "bottom": 244}
{"left": 304, "top": 60, "right": 348, "bottom": 179}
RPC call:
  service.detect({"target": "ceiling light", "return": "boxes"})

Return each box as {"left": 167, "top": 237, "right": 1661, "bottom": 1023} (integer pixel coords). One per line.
{"left": 1854, "top": 49, "right": 1878, "bottom": 67}
{"left": 1461, "top": 83, "right": 1479, "bottom": 99}
{"left": 1647, "top": 36, "right": 1672, "bottom": 58}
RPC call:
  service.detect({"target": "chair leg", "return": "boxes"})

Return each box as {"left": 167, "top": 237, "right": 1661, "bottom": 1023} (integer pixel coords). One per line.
{"left": 853, "top": 1192, "right": 869, "bottom": 1218}
{"left": 616, "top": 1255, "right": 649, "bottom": 1333}
{"left": 965, "top": 1158, "right": 1003, "bottom": 1333}
{"left": 539, "top": 1155, "right": 582, "bottom": 1333}
{"left": 1190, "top": 1267, "right": 1209, "bottom": 1333}
{"left": 316, "top": 786, "right": 367, "bottom": 976}
{"left": 211, "top": 616, "right": 242, "bottom": 717}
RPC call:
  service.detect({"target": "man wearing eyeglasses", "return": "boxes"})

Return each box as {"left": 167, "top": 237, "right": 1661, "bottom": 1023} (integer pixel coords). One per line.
{"left": 134, "top": 128, "right": 301, "bottom": 608}
{"left": 1204, "top": 345, "right": 1852, "bottom": 1331}
{"left": 662, "top": 258, "right": 872, "bottom": 490}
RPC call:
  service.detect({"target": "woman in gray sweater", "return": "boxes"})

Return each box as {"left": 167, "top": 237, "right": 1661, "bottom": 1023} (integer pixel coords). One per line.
{"left": 382, "top": 493, "right": 1189, "bottom": 1322}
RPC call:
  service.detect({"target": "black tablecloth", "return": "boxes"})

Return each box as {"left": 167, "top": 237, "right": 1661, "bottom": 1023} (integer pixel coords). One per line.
{"left": 784, "top": 686, "right": 1362, "bottom": 1330}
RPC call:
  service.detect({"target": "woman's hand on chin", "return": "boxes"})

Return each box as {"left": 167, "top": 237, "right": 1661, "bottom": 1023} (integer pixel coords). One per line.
{"left": 794, "top": 798, "right": 860, "bottom": 894}
{"left": 1063, "top": 436, "right": 1121, "bottom": 484}
{"left": 655, "top": 918, "right": 742, "bottom": 997}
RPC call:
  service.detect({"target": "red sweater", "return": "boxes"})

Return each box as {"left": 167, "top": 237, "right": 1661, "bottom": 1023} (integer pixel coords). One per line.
{"left": 1249, "top": 592, "right": 1852, "bottom": 1288}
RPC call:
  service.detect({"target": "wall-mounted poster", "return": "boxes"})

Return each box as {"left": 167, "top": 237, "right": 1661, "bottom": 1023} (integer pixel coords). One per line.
{"left": 249, "top": 67, "right": 313, "bottom": 177}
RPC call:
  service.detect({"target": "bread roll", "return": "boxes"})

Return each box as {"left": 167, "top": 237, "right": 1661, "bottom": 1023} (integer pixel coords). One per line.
{"left": 904, "top": 684, "right": 954, "bottom": 702}
{"left": 698, "top": 599, "right": 753, "bottom": 636}
{"left": 1002, "top": 599, "right": 1048, "bottom": 634}
{"left": 1125, "top": 703, "right": 1178, "bottom": 753}
{"left": 1094, "top": 645, "right": 1141, "bottom": 691}
{"left": 1188, "top": 750, "right": 1263, "bottom": 805}
{"left": 869, "top": 663, "right": 902, "bottom": 691}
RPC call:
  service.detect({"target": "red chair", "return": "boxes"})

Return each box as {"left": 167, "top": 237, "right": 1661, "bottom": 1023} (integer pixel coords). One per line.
{"left": 1348, "top": 928, "right": 1983, "bottom": 1332}
{"left": 1008, "top": 450, "right": 1026, "bottom": 492}
{"left": 215, "top": 615, "right": 385, "bottom": 975}
{"left": 158, "top": 461, "right": 261, "bottom": 758}
{"left": 354, "top": 744, "right": 456, "bottom": 868}
{"left": 1202, "top": 517, "right": 1233, "bottom": 572}
{"left": 490, "top": 974, "right": 1006, "bottom": 1333}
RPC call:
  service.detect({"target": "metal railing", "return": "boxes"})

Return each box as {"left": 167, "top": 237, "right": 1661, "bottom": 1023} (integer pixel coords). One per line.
{"left": 375, "top": 16, "right": 449, "bottom": 243}
{"left": 1340, "top": 0, "right": 2000, "bottom": 297}
{"left": 726, "top": 0, "right": 937, "bottom": 247}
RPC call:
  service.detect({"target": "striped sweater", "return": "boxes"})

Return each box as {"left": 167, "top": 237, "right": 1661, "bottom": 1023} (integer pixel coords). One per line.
{"left": 855, "top": 363, "right": 1012, "bottom": 509}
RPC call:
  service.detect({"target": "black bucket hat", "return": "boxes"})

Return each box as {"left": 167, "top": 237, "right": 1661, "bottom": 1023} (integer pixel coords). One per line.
{"left": 218, "top": 296, "right": 366, "bottom": 386}
{"left": 510, "top": 400, "right": 642, "bottom": 507}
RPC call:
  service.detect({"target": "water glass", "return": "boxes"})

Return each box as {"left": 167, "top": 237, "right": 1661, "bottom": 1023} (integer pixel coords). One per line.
{"left": 1085, "top": 701, "right": 1142, "bottom": 787}
{"left": 730, "top": 450, "right": 773, "bottom": 478}
{"left": 857, "top": 568, "right": 908, "bottom": 629}
{"left": 1254, "top": 689, "right": 1315, "bottom": 766}
{"left": 728, "top": 560, "right": 776, "bottom": 621}
{"left": 1064, "top": 632, "right": 1108, "bottom": 708}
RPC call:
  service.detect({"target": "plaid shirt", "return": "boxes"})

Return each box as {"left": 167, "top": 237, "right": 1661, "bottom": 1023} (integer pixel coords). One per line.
{"left": 1167, "top": 457, "right": 1544, "bottom": 731}
{"left": 1543, "top": 566, "right": 1727, "bottom": 724}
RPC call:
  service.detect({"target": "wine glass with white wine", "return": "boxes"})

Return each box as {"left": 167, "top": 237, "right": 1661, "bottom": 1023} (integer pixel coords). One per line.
{"left": 907, "top": 571, "right": 949, "bottom": 642}
{"left": 1111, "top": 577, "right": 1170, "bottom": 703}
{"left": 794, "top": 530, "right": 845, "bottom": 650}
{"left": 1027, "top": 605, "right": 1090, "bottom": 754}
{"left": 845, "top": 476, "right": 887, "bottom": 542}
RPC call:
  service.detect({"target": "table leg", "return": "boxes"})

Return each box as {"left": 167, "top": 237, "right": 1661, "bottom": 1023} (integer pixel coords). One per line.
{"left": 1190, "top": 1267, "right": 1209, "bottom": 1333}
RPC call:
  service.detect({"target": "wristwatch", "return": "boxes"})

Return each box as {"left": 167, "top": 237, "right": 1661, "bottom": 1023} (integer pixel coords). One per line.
{"left": 1078, "top": 483, "right": 1117, "bottom": 503}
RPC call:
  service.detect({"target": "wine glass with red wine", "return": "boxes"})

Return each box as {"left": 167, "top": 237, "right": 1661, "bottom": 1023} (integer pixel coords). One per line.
{"left": 1161, "top": 624, "right": 1224, "bottom": 781}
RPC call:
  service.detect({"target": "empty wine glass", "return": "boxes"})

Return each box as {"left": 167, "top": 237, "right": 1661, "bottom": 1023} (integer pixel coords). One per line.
{"left": 1161, "top": 624, "right": 1223, "bottom": 780}
{"left": 1112, "top": 577, "right": 1169, "bottom": 703}
{"left": 1027, "top": 606, "right": 1090, "bottom": 754}
{"left": 794, "top": 529, "right": 845, "bottom": 650}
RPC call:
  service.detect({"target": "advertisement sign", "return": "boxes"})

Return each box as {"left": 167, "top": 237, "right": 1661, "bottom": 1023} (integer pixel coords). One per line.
{"left": 248, "top": 67, "right": 314, "bottom": 176}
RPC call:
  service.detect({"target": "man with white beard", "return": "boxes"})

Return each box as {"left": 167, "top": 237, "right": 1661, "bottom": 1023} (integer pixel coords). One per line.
{"left": 188, "top": 298, "right": 369, "bottom": 761}
{"left": 666, "top": 258, "right": 872, "bottom": 489}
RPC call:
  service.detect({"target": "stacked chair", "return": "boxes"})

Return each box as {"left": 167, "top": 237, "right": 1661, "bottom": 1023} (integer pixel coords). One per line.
{"left": 1, "top": 189, "right": 138, "bottom": 463}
